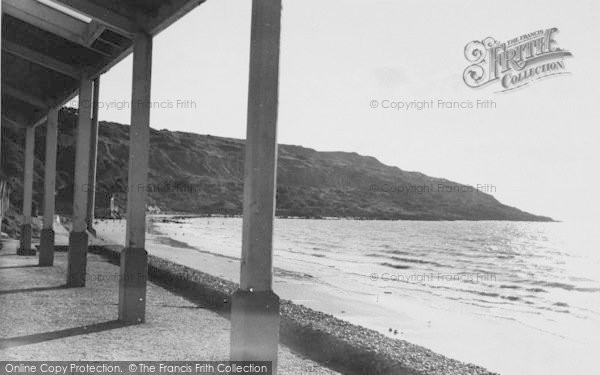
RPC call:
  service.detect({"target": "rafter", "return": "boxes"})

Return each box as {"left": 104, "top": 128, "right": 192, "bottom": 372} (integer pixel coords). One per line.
{"left": 1, "top": 115, "right": 26, "bottom": 129}
{"left": 147, "top": 0, "right": 205, "bottom": 36}
{"left": 85, "top": 20, "right": 106, "bottom": 46}
{"left": 50, "top": 0, "right": 141, "bottom": 38}
{"left": 2, "top": 0, "right": 89, "bottom": 45}
{"left": 2, "top": 0, "right": 208, "bottom": 130}
{"left": 2, "top": 84, "right": 50, "bottom": 109}
{"left": 2, "top": 40, "right": 80, "bottom": 78}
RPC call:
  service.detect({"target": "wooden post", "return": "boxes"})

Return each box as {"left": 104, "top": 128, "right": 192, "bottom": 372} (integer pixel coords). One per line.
{"left": 39, "top": 108, "right": 58, "bottom": 266}
{"left": 86, "top": 77, "right": 100, "bottom": 234}
{"left": 119, "top": 32, "right": 152, "bottom": 324}
{"left": 230, "top": 0, "right": 282, "bottom": 371}
{"left": 67, "top": 78, "right": 93, "bottom": 287}
{"left": 18, "top": 126, "right": 36, "bottom": 255}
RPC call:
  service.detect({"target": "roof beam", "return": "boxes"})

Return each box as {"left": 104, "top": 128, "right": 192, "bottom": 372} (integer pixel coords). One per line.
{"left": 2, "top": 0, "right": 88, "bottom": 45}
{"left": 2, "top": 40, "right": 80, "bottom": 78}
{"left": 50, "top": 0, "right": 141, "bottom": 38}
{"left": 2, "top": 84, "right": 50, "bottom": 109}
{"left": 1, "top": 115, "right": 27, "bottom": 129}
{"left": 2, "top": 0, "right": 125, "bottom": 58}
{"left": 147, "top": 0, "right": 205, "bottom": 36}
{"left": 32, "top": 87, "right": 79, "bottom": 128}
{"left": 84, "top": 20, "right": 106, "bottom": 46}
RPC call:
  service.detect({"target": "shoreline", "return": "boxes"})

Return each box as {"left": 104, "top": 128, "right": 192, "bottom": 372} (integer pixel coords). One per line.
{"left": 155, "top": 214, "right": 557, "bottom": 223}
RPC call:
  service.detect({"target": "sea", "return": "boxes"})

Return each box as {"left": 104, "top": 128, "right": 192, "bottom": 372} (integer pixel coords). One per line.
{"left": 96, "top": 218, "right": 600, "bottom": 375}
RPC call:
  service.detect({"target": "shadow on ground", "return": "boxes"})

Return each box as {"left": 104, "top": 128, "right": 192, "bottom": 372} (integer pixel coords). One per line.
{"left": 0, "top": 320, "right": 130, "bottom": 350}
{"left": 0, "top": 285, "right": 67, "bottom": 296}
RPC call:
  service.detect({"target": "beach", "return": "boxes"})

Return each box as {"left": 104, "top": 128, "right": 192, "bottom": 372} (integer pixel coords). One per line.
{"left": 92, "top": 216, "right": 600, "bottom": 375}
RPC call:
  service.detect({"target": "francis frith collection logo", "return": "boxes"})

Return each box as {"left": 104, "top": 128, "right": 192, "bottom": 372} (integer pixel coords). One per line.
{"left": 463, "top": 28, "right": 572, "bottom": 92}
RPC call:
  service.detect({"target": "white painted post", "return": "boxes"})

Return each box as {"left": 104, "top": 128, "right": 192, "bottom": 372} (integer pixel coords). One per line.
{"left": 86, "top": 77, "right": 100, "bottom": 234}
{"left": 18, "top": 126, "right": 36, "bottom": 255}
{"left": 119, "top": 32, "right": 153, "bottom": 324}
{"left": 0, "top": 111, "right": 2, "bottom": 233}
{"left": 39, "top": 108, "right": 58, "bottom": 266}
{"left": 0, "top": 1, "right": 2, "bottom": 239}
{"left": 67, "top": 78, "right": 93, "bottom": 287}
{"left": 0, "top": 0, "right": 2, "bottom": 189}
{"left": 230, "top": 0, "right": 282, "bottom": 371}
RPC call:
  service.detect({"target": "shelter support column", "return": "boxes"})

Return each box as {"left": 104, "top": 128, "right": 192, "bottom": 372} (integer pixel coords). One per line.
{"left": 39, "top": 108, "right": 58, "bottom": 266}
{"left": 118, "top": 32, "right": 153, "bottom": 324}
{"left": 67, "top": 78, "right": 93, "bottom": 287}
{"left": 0, "top": 0, "right": 3, "bottom": 238}
{"left": 18, "top": 126, "right": 35, "bottom": 255}
{"left": 86, "top": 77, "right": 100, "bottom": 234}
{"left": 230, "top": 0, "right": 282, "bottom": 371}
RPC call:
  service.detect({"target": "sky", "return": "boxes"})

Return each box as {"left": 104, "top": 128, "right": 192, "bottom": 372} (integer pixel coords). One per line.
{"left": 73, "top": 0, "right": 600, "bottom": 223}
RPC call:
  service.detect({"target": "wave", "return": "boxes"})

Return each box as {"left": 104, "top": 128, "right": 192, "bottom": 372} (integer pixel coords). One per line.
{"left": 530, "top": 280, "right": 600, "bottom": 293}
{"left": 389, "top": 256, "right": 449, "bottom": 268}
{"left": 367, "top": 252, "right": 451, "bottom": 269}
{"left": 380, "top": 262, "right": 411, "bottom": 270}
{"left": 500, "top": 284, "right": 522, "bottom": 290}
{"left": 274, "top": 267, "right": 314, "bottom": 281}
{"left": 526, "top": 287, "right": 548, "bottom": 293}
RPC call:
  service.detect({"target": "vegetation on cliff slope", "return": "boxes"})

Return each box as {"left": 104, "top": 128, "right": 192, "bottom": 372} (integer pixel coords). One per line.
{"left": 0, "top": 108, "right": 552, "bottom": 235}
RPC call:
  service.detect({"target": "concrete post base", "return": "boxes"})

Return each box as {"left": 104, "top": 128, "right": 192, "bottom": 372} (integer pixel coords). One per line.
{"left": 118, "top": 247, "right": 148, "bottom": 324}
{"left": 230, "top": 290, "right": 280, "bottom": 370}
{"left": 17, "top": 224, "right": 35, "bottom": 256}
{"left": 67, "top": 231, "right": 88, "bottom": 287}
{"left": 38, "top": 228, "right": 55, "bottom": 267}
